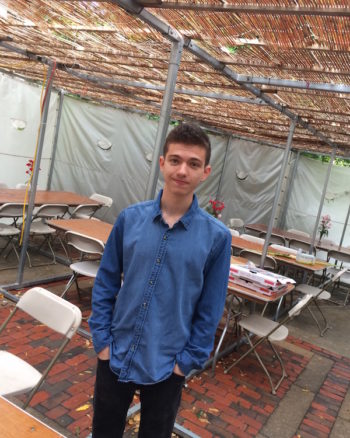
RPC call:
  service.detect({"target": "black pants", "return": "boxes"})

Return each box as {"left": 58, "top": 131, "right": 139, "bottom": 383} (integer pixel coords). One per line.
{"left": 92, "top": 359, "right": 185, "bottom": 438}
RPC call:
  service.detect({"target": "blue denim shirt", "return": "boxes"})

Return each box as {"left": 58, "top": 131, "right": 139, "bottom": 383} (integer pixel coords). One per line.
{"left": 88, "top": 191, "right": 232, "bottom": 384}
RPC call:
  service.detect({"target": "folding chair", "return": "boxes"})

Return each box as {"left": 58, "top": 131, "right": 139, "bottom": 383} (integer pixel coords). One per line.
{"left": 294, "top": 267, "right": 349, "bottom": 336}
{"left": 224, "top": 294, "right": 313, "bottom": 394}
{"left": 0, "top": 203, "right": 31, "bottom": 268}
{"left": 60, "top": 231, "right": 105, "bottom": 300}
{"left": 0, "top": 287, "right": 82, "bottom": 409}
{"left": 29, "top": 203, "right": 69, "bottom": 264}
{"left": 239, "top": 249, "right": 277, "bottom": 271}
{"left": 259, "top": 232, "right": 286, "bottom": 246}
{"left": 326, "top": 250, "right": 350, "bottom": 306}
{"left": 228, "top": 218, "right": 245, "bottom": 233}
{"left": 287, "top": 228, "right": 310, "bottom": 238}
{"left": 240, "top": 234, "right": 265, "bottom": 245}
{"left": 70, "top": 193, "right": 113, "bottom": 220}
{"left": 229, "top": 229, "right": 240, "bottom": 237}
{"left": 70, "top": 203, "right": 101, "bottom": 219}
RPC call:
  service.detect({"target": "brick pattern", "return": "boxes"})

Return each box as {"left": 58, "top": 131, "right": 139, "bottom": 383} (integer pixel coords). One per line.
{"left": 1, "top": 287, "right": 350, "bottom": 438}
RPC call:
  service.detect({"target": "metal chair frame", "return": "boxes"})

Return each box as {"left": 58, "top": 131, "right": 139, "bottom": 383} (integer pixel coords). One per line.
{"left": 29, "top": 203, "right": 69, "bottom": 264}
{"left": 223, "top": 294, "right": 313, "bottom": 394}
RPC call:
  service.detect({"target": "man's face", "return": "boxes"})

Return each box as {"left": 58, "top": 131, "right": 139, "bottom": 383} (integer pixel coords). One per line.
{"left": 159, "top": 142, "right": 211, "bottom": 197}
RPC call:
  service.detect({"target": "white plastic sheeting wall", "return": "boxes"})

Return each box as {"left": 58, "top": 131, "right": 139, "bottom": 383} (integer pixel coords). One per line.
{"left": 0, "top": 73, "right": 59, "bottom": 189}
{"left": 286, "top": 156, "right": 350, "bottom": 246}
{"left": 219, "top": 138, "right": 284, "bottom": 225}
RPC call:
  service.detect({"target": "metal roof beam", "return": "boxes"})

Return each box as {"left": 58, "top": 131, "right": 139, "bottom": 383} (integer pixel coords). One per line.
{"left": 138, "top": 2, "right": 350, "bottom": 17}
{"left": 235, "top": 74, "right": 350, "bottom": 94}
{"left": 65, "top": 68, "right": 266, "bottom": 105}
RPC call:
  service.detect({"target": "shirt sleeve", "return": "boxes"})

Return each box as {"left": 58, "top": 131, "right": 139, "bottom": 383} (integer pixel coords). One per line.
{"left": 175, "top": 229, "right": 232, "bottom": 375}
{"left": 88, "top": 210, "right": 125, "bottom": 354}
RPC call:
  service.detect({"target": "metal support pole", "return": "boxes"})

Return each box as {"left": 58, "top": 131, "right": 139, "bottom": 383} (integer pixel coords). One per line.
{"left": 260, "top": 120, "right": 296, "bottom": 268}
{"left": 279, "top": 151, "right": 300, "bottom": 229}
{"left": 338, "top": 201, "right": 350, "bottom": 249}
{"left": 16, "top": 63, "right": 55, "bottom": 285}
{"left": 47, "top": 90, "right": 64, "bottom": 190}
{"left": 215, "top": 136, "right": 232, "bottom": 201}
{"left": 310, "top": 149, "right": 336, "bottom": 252}
{"left": 145, "top": 39, "right": 184, "bottom": 199}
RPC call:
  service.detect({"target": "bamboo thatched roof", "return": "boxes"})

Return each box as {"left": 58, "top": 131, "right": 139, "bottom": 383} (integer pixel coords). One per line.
{"left": 1, "top": 1, "right": 350, "bottom": 156}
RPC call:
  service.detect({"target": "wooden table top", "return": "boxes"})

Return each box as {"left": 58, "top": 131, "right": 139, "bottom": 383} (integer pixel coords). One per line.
{"left": 47, "top": 218, "right": 113, "bottom": 244}
{"left": 245, "top": 223, "right": 350, "bottom": 255}
{"left": 0, "top": 396, "right": 66, "bottom": 437}
{"left": 231, "top": 235, "right": 329, "bottom": 272}
{"left": 229, "top": 255, "right": 295, "bottom": 303}
{"left": 0, "top": 189, "right": 101, "bottom": 207}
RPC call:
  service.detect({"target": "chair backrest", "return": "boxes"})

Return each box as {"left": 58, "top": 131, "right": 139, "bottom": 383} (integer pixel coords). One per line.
{"left": 230, "top": 229, "right": 240, "bottom": 237}
{"left": 239, "top": 249, "right": 277, "bottom": 271}
{"left": 0, "top": 182, "right": 8, "bottom": 189}
{"left": 287, "top": 228, "right": 310, "bottom": 238}
{"left": 269, "top": 244, "right": 298, "bottom": 255}
{"left": 65, "top": 230, "right": 105, "bottom": 256}
{"left": 0, "top": 203, "right": 25, "bottom": 218}
{"left": 90, "top": 193, "right": 113, "bottom": 208}
{"left": 240, "top": 234, "right": 265, "bottom": 245}
{"left": 327, "top": 250, "right": 350, "bottom": 266}
{"left": 70, "top": 203, "right": 101, "bottom": 219}
{"left": 17, "top": 287, "right": 82, "bottom": 339}
{"left": 16, "top": 183, "right": 28, "bottom": 189}
{"left": 288, "top": 294, "right": 313, "bottom": 317}
{"left": 259, "top": 232, "right": 286, "bottom": 246}
{"left": 289, "top": 238, "right": 315, "bottom": 255}
{"left": 33, "top": 203, "right": 69, "bottom": 219}
{"left": 228, "top": 218, "right": 244, "bottom": 229}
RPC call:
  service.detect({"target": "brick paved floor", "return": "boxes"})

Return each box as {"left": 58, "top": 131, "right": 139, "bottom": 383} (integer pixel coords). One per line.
{"left": 1, "top": 283, "right": 350, "bottom": 438}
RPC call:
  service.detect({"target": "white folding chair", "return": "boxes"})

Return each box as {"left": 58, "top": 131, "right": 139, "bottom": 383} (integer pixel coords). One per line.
{"left": 228, "top": 218, "right": 244, "bottom": 232}
{"left": 240, "top": 234, "right": 265, "bottom": 245}
{"left": 239, "top": 249, "right": 277, "bottom": 271}
{"left": 0, "top": 287, "right": 82, "bottom": 409}
{"left": 259, "top": 232, "right": 286, "bottom": 246}
{"left": 70, "top": 193, "right": 113, "bottom": 220}
{"left": 289, "top": 238, "right": 315, "bottom": 255}
{"left": 61, "top": 231, "right": 105, "bottom": 300}
{"left": 326, "top": 250, "right": 350, "bottom": 306}
{"left": 29, "top": 203, "right": 69, "bottom": 264}
{"left": 230, "top": 229, "right": 240, "bottom": 237}
{"left": 295, "top": 267, "right": 349, "bottom": 336}
{"left": 224, "top": 294, "right": 313, "bottom": 394}
{"left": 70, "top": 203, "right": 101, "bottom": 219}
{"left": 287, "top": 228, "right": 310, "bottom": 238}
{"left": 0, "top": 203, "right": 30, "bottom": 267}
{"left": 15, "top": 183, "right": 28, "bottom": 189}
{"left": 90, "top": 193, "right": 113, "bottom": 208}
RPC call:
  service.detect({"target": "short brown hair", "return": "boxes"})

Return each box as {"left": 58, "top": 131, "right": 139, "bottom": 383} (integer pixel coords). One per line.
{"left": 163, "top": 123, "right": 211, "bottom": 166}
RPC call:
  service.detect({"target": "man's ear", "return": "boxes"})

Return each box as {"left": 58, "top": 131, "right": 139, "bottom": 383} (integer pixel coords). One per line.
{"left": 159, "top": 155, "right": 165, "bottom": 170}
{"left": 201, "top": 165, "right": 211, "bottom": 182}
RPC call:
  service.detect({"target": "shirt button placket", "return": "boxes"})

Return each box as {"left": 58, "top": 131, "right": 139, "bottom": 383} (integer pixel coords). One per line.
{"left": 122, "top": 230, "right": 168, "bottom": 380}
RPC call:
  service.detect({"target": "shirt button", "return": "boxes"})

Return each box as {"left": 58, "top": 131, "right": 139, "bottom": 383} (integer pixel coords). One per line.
{"left": 131, "top": 344, "right": 136, "bottom": 351}
{"left": 156, "top": 258, "right": 161, "bottom": 264}
{"left": 149, "top": 280, "right": 153, "bottom": 285}
{"left": 163, "top": 235, "right": 167, "bottom": 240}
{"left": 143, "top": 302, "right": 147, "bottom": 308}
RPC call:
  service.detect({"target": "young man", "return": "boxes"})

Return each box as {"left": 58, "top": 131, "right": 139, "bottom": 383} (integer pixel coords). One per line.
{"left": 89, "top": 123, "right": 232, "bottom": 437}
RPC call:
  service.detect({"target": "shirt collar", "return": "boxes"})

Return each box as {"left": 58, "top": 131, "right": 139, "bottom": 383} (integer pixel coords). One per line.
{"left": 152, "top": 189, "right": 199, "bottom": 230}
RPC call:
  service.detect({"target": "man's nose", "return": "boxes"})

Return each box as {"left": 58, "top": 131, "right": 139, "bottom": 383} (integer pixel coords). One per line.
{"left": 177, "top": 162, "right": 188, "bottom": 175}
